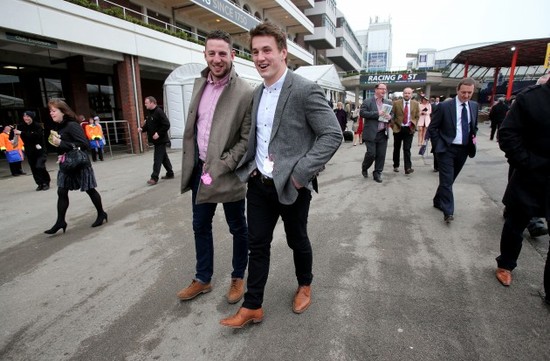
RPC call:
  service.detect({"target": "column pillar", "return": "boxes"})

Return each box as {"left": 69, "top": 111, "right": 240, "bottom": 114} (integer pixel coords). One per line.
{"left": 66, "top": 56, "right": 90, "bottom": 117}
{"left": 116, "top": 54, "right": 144, "bottom": 153}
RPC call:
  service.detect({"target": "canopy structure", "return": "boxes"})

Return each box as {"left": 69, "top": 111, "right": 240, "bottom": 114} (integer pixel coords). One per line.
{"left": 452, "top": 38, "right": 549, "bottom": 68}
{"left": 447, "top": 37, "right": 550, "bottom": 101}
{"left": 294, "top": 64, "right": 346, "bottom": 105}
{"left": 294, "top": 64, "right": 345, "bottom": 93}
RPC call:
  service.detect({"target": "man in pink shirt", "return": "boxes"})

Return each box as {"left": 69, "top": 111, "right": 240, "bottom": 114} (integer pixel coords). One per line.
{"left": 176, "top": 30, "right": 254, "bottom": 305}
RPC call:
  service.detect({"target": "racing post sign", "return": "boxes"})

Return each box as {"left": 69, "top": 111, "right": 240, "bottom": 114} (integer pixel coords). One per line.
{"left": 544, "top": 43, "right": 550, "bottom": 69}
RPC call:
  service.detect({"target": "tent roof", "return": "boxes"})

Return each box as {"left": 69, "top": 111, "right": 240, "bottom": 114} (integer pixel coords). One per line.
{"left": 294, "top": 65, "right": 345, "bottom": 92}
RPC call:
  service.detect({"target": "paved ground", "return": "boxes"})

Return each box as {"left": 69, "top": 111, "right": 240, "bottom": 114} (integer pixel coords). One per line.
{"left": 1, "top": 123, "right": 549, "bottom": 361}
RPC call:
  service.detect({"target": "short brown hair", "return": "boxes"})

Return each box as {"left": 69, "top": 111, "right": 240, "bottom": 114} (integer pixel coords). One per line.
{"left": 457, "top": 77, "right": 476, "bottom": 89}
{"left": 249, "top": 21, "right": 287, "bottom": 52}
{"left": 207, "top": 30, "right": 233, "bottom": 49}
{"left": 145, "top": 96, "right": 157, "bottom": 104}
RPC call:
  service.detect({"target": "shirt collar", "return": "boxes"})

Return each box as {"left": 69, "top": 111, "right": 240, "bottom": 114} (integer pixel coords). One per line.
{"left": 207, "top": 68, "right": 231, "bottom": 86}
{"left": 264, "top": 68, "right": 288, "bottom": 91}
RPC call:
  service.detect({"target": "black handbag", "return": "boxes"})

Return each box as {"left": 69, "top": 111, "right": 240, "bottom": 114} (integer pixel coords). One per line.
{"left": 60, "top": 147, "right": 91, "bottom": 171}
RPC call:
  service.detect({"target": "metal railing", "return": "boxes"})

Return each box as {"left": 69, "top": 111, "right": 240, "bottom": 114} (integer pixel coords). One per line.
{"left": 100, "top": 120, "right": 134, "bottom": 157}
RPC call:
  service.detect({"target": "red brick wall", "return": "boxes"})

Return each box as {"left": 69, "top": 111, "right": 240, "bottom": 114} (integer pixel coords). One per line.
{"left": 116, "top": 54, "right": 145, "bottom": 153}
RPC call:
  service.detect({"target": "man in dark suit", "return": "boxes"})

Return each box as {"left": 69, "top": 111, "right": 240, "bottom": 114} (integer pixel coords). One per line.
{"left": 360, "top": 83, "right": 392, "bottom": 183}
{"left": 220, "top": 22, "right": 342, "bottom": 328}
{"left": 428, "top": 77, "right": 478, "bottom": 223}
{"left": 488, "top": 97, "right": 508, "bottom": 141}
{"left": 391, "top": 87, "right": 420, "bottom": 174}
{"left": 494, "top": 74, "right": 550, "bottom": 303}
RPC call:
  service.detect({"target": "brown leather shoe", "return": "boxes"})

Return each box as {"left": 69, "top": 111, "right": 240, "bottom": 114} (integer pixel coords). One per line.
{"left": 220, "top": 307, "right": 264, "bottom": 328}
{"left": 176, "top": 280, "right": 212, "bottom": 300}
{"left": 226, "top": 278, "right": 245, "bottom": 304}
{"left": 292, "top": 285, "right": 311, "bottom": 314}
{"left": 496, "top": 268, "right": 512, "bottom": 286}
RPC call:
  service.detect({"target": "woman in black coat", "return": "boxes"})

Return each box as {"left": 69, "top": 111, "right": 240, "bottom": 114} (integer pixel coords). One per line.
{"left": 44, "top": 99, "right": 107, "bottom": 234}
{"left": 14, "top": 111, "right": 51, "bottom": 191}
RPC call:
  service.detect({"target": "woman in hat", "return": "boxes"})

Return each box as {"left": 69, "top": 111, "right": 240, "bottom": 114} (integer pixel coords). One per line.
{"left": 13, "top": 111, "right": 51, "bottom": 190}
{"left": 44, "top": 99, "right": 107, "bottom": 234}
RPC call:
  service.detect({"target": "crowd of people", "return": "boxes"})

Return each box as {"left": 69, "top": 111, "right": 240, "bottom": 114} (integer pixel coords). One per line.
{"left": 1, "top": 22, "right": 549, "bottom": 326}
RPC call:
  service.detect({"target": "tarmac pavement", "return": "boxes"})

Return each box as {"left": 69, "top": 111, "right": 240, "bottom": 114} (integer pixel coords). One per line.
{"left": 0, "top": 123, "right": 549, "bottom": 361}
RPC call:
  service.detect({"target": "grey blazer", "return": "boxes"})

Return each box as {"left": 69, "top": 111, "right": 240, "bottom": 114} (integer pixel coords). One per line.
{"left": 236, "top": 71, "right": 342, "bottom": 205}
{"left": 360, "top": 97, "right": 392, "bottom": 142}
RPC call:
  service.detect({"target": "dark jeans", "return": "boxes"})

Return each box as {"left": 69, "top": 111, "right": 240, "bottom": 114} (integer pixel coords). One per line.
{"left": 392, "top": 127, "right": 413, "bottom": 170}
{"left": 496, "top": 209, "right": 550, "bottom": 300}
{"left": 8, "top": 161, "right": 24, "bottom": 176}
{"left": 490, "top": 122, "right": 500, "bottom": 140}
{"left": 242, "top": 175, "right": 313, "bottom": 310}
{"left": 190, "top": 162, "right": 248, "bottom": 284}
{"left": 362, "top": 130, "right": 388, "bottom": 176}
{"left": 91, "top": 147, "right": 104, "bottom": 162}
{"left": 151, "top": 143, "right": 173, "bottom": 181}
{"left": 433, "top": 145, "right": 468, "bottom": 216}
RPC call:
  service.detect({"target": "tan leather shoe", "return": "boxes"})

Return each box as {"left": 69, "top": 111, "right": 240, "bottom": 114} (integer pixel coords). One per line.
{"left": 292, "top": 285, "right": 311, "bottom": 314}
{"left": 176, "top": 280, "right": 212, "bottom": 300}
{"left": 496, "top": 268, "right": 512, "bottom": 286}
{"left": 220, "top": 307, "right": 263, "bottom": 328}
{"left": 226, "top": 278, "right": 245, "bottom": 304}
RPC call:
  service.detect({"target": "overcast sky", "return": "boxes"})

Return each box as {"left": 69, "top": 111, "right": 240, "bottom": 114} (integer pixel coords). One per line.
{"left": 336, "top": 0, "right": 550, "bottom": 70}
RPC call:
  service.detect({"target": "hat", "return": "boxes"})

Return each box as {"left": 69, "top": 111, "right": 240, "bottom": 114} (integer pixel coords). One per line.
{"left": 24, "top": 110, "right": 36, "bottom": 119}
{"left": 93, "top": 116, "right": 100, "bottom": 121}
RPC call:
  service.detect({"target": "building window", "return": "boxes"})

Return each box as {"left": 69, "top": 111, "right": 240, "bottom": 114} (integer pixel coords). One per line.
{"left": 254, "top": 12, "right": 261, "bottom": 20}
{"left": 40, "top": 78, "right": 64, "bottom": 107}
{"left": 175, "top": 21, "right": 193, "bottom": 38}
{"left": 197, "top": 30, "right": 208, "bottom": 43}
{"left": 243, "top": 4, "right": 251, "bottom": 14}
{"left": 146, "top": 8, "right": 170, "bottom": 29}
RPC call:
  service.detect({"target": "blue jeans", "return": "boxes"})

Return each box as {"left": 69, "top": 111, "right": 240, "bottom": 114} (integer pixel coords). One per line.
{"left": 191, "top": 162, "right": 248, "bottom": 284}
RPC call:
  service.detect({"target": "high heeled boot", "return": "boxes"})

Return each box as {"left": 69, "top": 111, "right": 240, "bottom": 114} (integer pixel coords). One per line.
{"left": 91, "top": 212, "right": 108, "bottom": 227}
{"left": 44, "top": 221, "right": 67, "bottom": 234}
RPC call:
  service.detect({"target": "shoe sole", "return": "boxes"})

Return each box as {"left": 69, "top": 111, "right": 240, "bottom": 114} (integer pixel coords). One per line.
{"left": 496, "top": 272, "right": 511, "bottom": 287}
{"left": 221, "top": 317, "right": 263, "bottom": 329}
{"left": 292, "top": 300, "right": 311, "bottom": 314}
{"left": 226, "top": 293, "right": 244, "bottom": 304}
{"left": 177, "top": 287, "right": 212, "bottom": 301}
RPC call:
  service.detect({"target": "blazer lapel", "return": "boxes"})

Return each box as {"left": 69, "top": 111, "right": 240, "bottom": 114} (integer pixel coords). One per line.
{"left": 450, "top": 98, "right": 458, "bottom": 128}
{"left": 248, "top": 85, "right": 264, "bottom": 154}
{"left": 270, "top": 73, "right": 293, "bottom": 142}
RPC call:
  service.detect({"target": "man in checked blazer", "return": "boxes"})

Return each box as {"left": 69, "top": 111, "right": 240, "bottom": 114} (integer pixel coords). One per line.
{"left": 390, "top": 87, "right": 420, "bottom": 174}
{"left": 428, "top": 77, "right": 478, "bottom": 224}
{"left": 220, "top": 22, "right": 342, "bottom": 329}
